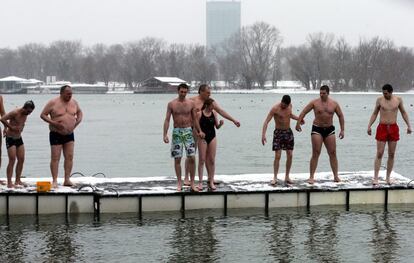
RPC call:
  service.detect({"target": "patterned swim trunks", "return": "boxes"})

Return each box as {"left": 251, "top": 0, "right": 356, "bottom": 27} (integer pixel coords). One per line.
{"left": 171, "top": 127, "right": 196, "bottom": 158}
{"left": 273, "top": 128, "right": 294, "bottom": 151}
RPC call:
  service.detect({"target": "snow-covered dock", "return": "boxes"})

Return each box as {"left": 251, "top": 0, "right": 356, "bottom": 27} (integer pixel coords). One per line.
{"left": 1, "top": 171, "right": 413, "bottom": 216}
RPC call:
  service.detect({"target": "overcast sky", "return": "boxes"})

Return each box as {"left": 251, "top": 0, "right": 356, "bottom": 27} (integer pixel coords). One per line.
{"left": 1, "top": 0, "right": 413, "bottom": 48}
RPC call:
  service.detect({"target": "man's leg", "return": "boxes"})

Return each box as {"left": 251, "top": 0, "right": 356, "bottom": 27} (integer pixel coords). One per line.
{"left": 174, "top": 157, "right": 182, "bottom": 191}
{"left": 62, "top": 142, "right": 74, "bottom": 186}
{"left": 51, "top": 145, "right": 62, "bottom": 188}
{"left": 324, "top": 135, "right": 340, "bottom": 182}
{"left": 285, "top": 150, "right": 293, "bottom": 184}
{"left": 373, "top": 141, "right": 386, "bottom": 185}
{"left": 187, "top": 156, "right": 198, "bottom": 192}
{"left": 184, "top": 158, "right": 191, "bottom": 186}
{"left": 6, "top": 146, "right": 16, "bottom": 188}
{"left": 206, "top": 138, "right": 217, "bottom": 190}
{"left": 272, "top": 150, "right": 282, "bottom": 185}
{"left": 15, "top": 145, "right": 25, "bottom": 186}
{"left": 386, "top": 141, "right": 397, "bottom": 184}
{"left": 309, "top": 135, "right": 323, "bottom": 184}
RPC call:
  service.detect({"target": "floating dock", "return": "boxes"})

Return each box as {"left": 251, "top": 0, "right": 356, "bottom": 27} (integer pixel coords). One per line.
{"left": 1, "top": 171, "right": 413, "bottom": 217}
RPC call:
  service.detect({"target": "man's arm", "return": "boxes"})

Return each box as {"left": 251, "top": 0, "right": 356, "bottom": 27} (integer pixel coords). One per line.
{"left": 74, "top": 101, "right": 83, "bottom": 128}
{"left": 213, "top": 111, "right": 224, "bottom": 129}
{"left": 295, "top": 101, "right": 314, "bottom": 131}
{"left": 398, "top": 97, "right": 412, "bottom": 134}
{"left": 0, "top": 96, "right": 5, "bottom": 117}
{"left": 213, "top": 101, "right": 240, "bottom": 127}
{"left": 163, "top": 103, "right": 172, "bottom": 143}
{"left": 40, "top": 100, "right": 64, "bottom": 130}
{"left": 367, "top": 98, "right": 380, "bottom": 135}
{"left": 262, "top": 107, "right": 275, "bottom": 145}
{"left": 335, "top": 102, "right": 345, "bottom": 139}
{"left": 192, "top": 104, "right": 205, "bottom": 139}
{"left": 0, "top": 111, "right": 16, "bottom": 131}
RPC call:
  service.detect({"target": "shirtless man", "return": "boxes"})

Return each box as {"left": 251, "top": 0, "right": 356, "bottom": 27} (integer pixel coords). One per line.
{"left": 0, "top": 101, "right": 35, "bottom": 188}
{"left": 262, "top": 95, "right": 303, "bottom": 185}
{"left": 163, "top": 83, "right": 204, "bottom": 192}
{"left": 367, "top": 84, "right": 412, "bottom": 185}
{"left": 184, "top": 84, "right": 241, "bottom": 185}
{"left": 0, "top": 95, "right": 5, "bottom": 185}
{"left": 40, "top": 85, "right": 83, "bottom": 188}
{"left": 295, "top": 85, "right": 345, "bottom": 184}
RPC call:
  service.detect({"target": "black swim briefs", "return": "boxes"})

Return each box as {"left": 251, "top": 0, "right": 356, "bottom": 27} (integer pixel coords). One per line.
{"left": 49, "top": 131, "right": 75, "bottom": 145}
{"left": 6, "top": 137, "right": 24, "bottom": 149}
{"left": 311, "top": 125, "right": 335, "bottom": 139}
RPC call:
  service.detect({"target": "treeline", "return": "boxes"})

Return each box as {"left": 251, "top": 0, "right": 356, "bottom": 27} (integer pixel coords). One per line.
{"left": 1, "top": 22, "right": 413, "bottom": 91}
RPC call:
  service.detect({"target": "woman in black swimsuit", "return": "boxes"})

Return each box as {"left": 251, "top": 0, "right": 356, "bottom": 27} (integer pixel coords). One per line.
{"left": 197, "top": 98, "right": 223, "bottom": 190}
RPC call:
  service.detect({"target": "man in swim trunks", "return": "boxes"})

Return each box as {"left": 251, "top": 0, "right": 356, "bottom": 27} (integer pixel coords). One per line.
{"left": 262, "top": 95, "right": 303, "bottom": 185}
{"left": 40, "top": 85, "right": 83, "bottom": 188}
{"left": 295, "top": 85, "right": 345, "bottom": 184}
{"left": 184, "top": 84, "right": 241, "bottom": 185}
{"left": 367, "top": 84, "right": 412, "bottom": 185}
{"left": 163, "top": 83, "right": 204, "bottom": 191}
{"left": 0, "top": 100, "right": 35, "bottom": 188}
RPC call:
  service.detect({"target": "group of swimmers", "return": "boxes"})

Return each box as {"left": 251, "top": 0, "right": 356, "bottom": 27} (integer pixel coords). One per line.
{"left": 164, "top": 83, "right": 412, "bottom": 191}
{"left": 0, "top": 85, "right": 82, "bottom": 189}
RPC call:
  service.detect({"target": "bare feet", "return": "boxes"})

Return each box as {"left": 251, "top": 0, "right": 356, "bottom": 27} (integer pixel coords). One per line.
{"left": 52, "top": 181, "right": 59, "bottom": 189}
{"left": 207, "top": 180, "right": 220, "bottom": 185}
{"left": 63, "top": 180, "right": 75, "bottom": 187}
{"left": 197, "top": 183, "right": 203, "bottom": 191}
{"left": 270, "top": 179, "right": 278, "bottom": 186}
{"left": 191, "top": 185, "right": 199, "bottom": 192}
{"left": 177, "top": 182, "right": 182, "bottom": 191}
{"left": 386, "top": 178, "right": 395, "bottom": 185}
{"left": 7, "top": 183, "right": 15, "bottom": 188}
{"left": 334, "top": 176, "right": 341, "bottom": 183}
{"left": 209, "top": 183, "right": 216, "bottom": 191}
{"left": 285, "top": 178, "right": 293, "bottom": 185}
{"left": 0, "top": 180, "right": 6, "bottom": 185}
{"left": 307, "top": 178, "right": 315, "bottom": 184}
{"left": 15, "top": 181, "right": 27, "bottom": 187}
{"left": 183, "top": 179, "right": 191, "bottom": 186}
{"left": 372, "top": 179, "right": 379, "bottom": 186}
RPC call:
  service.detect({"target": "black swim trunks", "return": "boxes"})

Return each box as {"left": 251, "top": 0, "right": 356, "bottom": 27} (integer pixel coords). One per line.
{"left": 5, "top": 137, "right": 24, "bottom": 149}
{"left": 311, "top": 125, "right": 335, "bottom": 138}
{"left": 273, "top": 128, "right": 294, "bottom": 151}
{"left": 49, "top": 131, "right": 75, "bottom": 145}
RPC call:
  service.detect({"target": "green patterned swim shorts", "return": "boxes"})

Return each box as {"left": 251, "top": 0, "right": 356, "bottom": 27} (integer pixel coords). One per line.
{"left": 171, "top": 127, "right": 196, "bottom": 158}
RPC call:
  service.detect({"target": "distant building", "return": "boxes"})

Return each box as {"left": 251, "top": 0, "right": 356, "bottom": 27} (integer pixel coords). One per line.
{"left": 0, "top": 76, "right": 43, "bottom": 94}
{"left": 206, "top": 1, "right": 241, "bottom": 49}
{"left": 136, "top": 77, "right": 189, "bottom": 93}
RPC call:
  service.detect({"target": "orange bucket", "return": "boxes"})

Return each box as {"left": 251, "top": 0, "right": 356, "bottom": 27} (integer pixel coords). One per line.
{"left": 37, "top": 181, "right": 51, "bottom": 192}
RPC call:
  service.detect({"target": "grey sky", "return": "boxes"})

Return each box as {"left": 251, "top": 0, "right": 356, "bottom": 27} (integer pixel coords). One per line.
{"left": 1, "top": 0, "right": 413, "bottom": 48}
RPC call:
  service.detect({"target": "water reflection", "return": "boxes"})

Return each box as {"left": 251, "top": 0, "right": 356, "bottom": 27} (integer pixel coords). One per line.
{"left": 305, "top": 212, "right": 340, "bottom": 262}
{"left": 268, "top": 215, "right": 295, "bottom": 262}
{"left": 370, "top": 212, "right": 399, "bottom": 263}
{"left": 167, "top": 217, "right": 219, "bottom": 262}
{"left": 0, "top": 225, "right": 25, "bottom": 262}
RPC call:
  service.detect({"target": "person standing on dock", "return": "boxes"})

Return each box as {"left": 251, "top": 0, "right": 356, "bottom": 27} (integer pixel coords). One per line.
{"left": 40, "top": 85, "right": 83, "bottom": 188}
{"left": 163, "top": 83, "right": 204, "bottom": 192}
{"left": 295, "top": 85, "right": 345, "bottom": 184}
{"left": 184, "top": 84, "right": 241, "bottom": 186}
{"left": 0, "top": 101, "right": 35, "bottom": 188}
{"left": 0, "top": 95, "right": 5, "bottom": 185}
{"left": 367, "top": 84, "right": 412, "bottom": 185}
{"left": 262, "top": 95, "right": 303, "bottom": 186}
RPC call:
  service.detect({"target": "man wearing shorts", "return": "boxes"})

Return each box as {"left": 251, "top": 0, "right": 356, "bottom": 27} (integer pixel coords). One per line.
{"left": 367, "top": 84, "right": 412, "bottom": 185}
{"left": 295, "top": 85, "right": 345, "bottom": 184}
{"left": 0, "top": 101, "right": 35, "bottom": 188}
{"left": 163, "top": 83, "right": 204, "bottom": 191}
{"left": 41, "top": 85, "right": 83, "bottom": 188}
{"left": 262, "top": 95, "right": 302, "bottom": 185}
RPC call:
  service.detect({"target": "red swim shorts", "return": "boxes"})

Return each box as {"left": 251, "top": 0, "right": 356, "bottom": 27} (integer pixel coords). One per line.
{"left": 375, "top": 123, "right": 399, "bottom": 141}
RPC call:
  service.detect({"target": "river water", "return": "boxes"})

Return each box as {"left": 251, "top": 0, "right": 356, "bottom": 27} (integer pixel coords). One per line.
{"left": 1, "top": 92, "right": 413, "bottom": 262}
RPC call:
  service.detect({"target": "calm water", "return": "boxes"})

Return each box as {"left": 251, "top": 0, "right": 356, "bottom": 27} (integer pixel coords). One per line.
{"left": 1, "top": 93, "right": 414, "bottom": 262}
{"left": 1, "top": 93, "right": 413, "bottom": 179}
{"left": 1, "top": 207, "right": 414, "bottom": 262}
